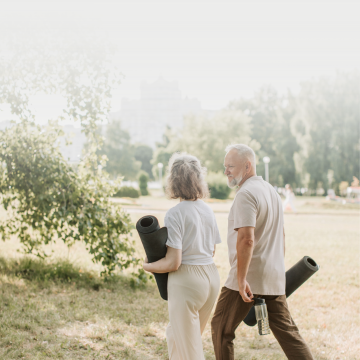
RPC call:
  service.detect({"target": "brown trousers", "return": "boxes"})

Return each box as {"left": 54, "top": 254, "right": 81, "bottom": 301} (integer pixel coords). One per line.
{"left": 211, "top": 287, "right": 313, "bottom": 360}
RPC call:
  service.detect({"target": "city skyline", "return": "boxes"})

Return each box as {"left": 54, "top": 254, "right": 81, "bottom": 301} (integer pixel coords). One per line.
{"left": 110, "top": 77, "right": 208, "bottom": 147}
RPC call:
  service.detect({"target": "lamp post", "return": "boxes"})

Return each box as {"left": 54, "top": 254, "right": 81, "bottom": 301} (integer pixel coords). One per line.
{"left": 157, "top": 162, "right": 164, "bottom": 194}
{"left": 263, "top": 156, "right": 270, "bottom": 182}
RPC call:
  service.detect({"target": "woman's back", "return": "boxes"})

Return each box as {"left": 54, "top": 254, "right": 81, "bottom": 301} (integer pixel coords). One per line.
{"left": 143, "top": 152, "right": 221, "bottom": 360}
{"left": 165, "top": 199, "right": 222, "bottom": 265}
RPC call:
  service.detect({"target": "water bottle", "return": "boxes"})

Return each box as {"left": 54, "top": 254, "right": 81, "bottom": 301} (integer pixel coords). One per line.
{"left": 254, "top": 298, "right": 270, "bottom": 335}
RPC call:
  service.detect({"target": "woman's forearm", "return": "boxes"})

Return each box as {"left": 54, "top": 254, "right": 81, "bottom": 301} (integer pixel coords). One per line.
{"left": 144, "top": 257, "right": 176, "bottom": 273}
{"left": 143, "top": 247, "right": 182, "bottom": 274}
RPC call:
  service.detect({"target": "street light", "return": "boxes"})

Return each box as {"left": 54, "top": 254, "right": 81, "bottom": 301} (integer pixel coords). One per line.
{"left": 263, "top": 156, "right": 270, "bottom": 182}
{"left": 157, "top": 162, "right": 164, "bottom": 194}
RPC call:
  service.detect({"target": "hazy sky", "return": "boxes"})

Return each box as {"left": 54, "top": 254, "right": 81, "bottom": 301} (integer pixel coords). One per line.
{"left": 0, "top": 0, "right": 359, "bottom": 122}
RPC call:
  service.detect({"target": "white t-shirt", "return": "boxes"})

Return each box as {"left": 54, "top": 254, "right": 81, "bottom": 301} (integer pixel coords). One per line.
{"left": 164, "top": 199, "right": 222, "bottom": 265}
{"left": 224, "top": 176, "right": 286, "bottom": 295}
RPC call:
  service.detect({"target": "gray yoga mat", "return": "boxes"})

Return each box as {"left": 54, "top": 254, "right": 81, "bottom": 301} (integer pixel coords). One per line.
{"left": 136, "top": 215, "right": 168, "bottom": 300}
{"left": 243, "top": 256, "right": 320, "bottom": 326}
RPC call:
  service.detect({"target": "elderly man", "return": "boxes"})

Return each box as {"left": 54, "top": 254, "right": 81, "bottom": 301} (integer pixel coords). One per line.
{"left": 211, "top": 144, "right": 313, "bottom": 360}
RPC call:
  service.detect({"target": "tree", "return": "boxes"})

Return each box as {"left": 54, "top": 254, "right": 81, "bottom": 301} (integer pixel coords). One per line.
{"left": 0, "top": 36, "right": 143, "bottom": 277}
{"left": 97, "top": 119, "right": 141, "bottom": 180}
{"left": 151, "top": 126, "right": 175, "bottom": 179}
{"left": 134, "top": 144, "right": 154, "bottom": 179}
{"left": 138, "top": 171, "right": 149, "bottom": 196}
{"left": 230, "top": 86, "right": 299, "bottom": 187}
{"left": 151, "top": 111, "right": 257, "bottom": 175}
{"left": 178, "top": 110, "right": 256, "bottom": 173}
{"left": 297, "top": 72, "right": 360, "bottom": 193}
{"left": 0, "top": 122, "right": 134, "bottom": 273}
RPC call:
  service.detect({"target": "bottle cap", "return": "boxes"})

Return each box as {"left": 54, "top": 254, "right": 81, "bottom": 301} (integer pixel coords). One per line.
{"left": 254, "top": 298, "right": 265, "bottom": 305}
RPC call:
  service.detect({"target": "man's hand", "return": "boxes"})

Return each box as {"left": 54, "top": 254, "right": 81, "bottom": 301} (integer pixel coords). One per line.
{"left": 238, "top": 279, "right": 254, "bottom": 303}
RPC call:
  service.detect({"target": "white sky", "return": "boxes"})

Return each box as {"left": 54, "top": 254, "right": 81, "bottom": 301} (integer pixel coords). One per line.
{"left": 0, "top": 0, "right": 359, "bottom": 123}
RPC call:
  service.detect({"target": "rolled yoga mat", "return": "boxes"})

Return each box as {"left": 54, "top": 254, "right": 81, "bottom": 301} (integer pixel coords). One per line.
{"left": 243, "top": 256, "right": 320, "bottom": 327}
{"left": 136, "top": 215, "right": 168, "bottom": 300}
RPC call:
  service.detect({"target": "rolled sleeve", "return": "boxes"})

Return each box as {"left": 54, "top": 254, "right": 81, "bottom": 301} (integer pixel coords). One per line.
{"left": 164, "top": 215, "right": 183, "bottom": 249}
{"left": 233, "top": 190, "right": 257, "bottom": 229}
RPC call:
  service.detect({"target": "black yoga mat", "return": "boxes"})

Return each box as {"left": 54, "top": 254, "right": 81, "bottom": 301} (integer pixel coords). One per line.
{"left": 243, "top": 256, "right": 320, "bottom": 326}
{"left": 136, "top": 215, "right": 168, "bottom": 300}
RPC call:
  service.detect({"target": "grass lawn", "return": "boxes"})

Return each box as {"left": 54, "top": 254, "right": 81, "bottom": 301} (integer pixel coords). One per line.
{"left": 0, "top": 196, "right": 359, "bottom": 359}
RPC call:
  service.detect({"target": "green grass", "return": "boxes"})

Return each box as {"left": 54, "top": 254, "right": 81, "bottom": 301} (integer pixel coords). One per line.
{"left": 0, "top": 257, "right": 166, "bottom": 359}
{"left": 0, "top": 196, "right": 359, "bottom": 359}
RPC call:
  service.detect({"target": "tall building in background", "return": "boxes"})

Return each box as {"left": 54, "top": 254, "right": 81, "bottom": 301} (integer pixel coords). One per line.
{"left": 109, "top": 78, "right": 202, "bottom": 147}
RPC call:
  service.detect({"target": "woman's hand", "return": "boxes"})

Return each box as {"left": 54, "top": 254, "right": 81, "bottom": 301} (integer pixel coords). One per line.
{"left": 143, "top": 256, "right": 153, "bottom": 274}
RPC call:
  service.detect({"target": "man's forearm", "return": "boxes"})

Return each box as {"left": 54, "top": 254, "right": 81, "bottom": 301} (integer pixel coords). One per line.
{"left": 236, "top": 232, "right": 254, "bottom": 284}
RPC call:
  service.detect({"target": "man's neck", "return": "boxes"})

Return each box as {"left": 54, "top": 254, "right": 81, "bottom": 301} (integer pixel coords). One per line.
{"left": 238, "top": 172, "right": 256, "bottom": 188}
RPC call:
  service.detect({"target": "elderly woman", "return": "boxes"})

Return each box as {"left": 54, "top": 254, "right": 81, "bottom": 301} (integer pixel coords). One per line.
{"left": 143, "top": 152, "right": 221, "bottom": 360}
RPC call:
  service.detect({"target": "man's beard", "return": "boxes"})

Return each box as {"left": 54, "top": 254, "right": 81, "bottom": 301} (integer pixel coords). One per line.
{"left": 227, "top": 174, "right": 243, "bottom": 188}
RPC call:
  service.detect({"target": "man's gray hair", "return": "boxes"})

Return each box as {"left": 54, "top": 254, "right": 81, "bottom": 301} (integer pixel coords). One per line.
{"left": 225, "top": 144, "right": 256, "bottom": 169}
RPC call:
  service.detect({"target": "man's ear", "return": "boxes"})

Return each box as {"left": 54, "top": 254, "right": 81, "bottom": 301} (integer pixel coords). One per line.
{"left": 245, "top": 160, "right": 251, "bottom": 173}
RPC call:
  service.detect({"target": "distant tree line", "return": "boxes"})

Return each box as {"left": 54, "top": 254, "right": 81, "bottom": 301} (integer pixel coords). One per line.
{"left": 109, "top": 71, "right": 358, "bottom": 195}
{"left": 96, "top": 119, "right": 154, "bottom": 181}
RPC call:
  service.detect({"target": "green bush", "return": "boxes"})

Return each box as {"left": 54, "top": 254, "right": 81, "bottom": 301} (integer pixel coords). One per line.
{"left": 138, "top": 171, "right": 149, "bottom": 196}
{"left": 0, "top": 256, "right": 143, "bottom": 290}
{"left": 207, "top": 172, "right": 231, "bottom": 199}
{"left": 0, "top": 42, "right": 150, "bottom": 281}
{"left": 0, "top": 122, "right": 137, "bottom": 276}
{"left": 0, "top": 256, "right": 87, "bottom": 283}
{"left": 114, "top": 186, "right": 140, "bottom": 198}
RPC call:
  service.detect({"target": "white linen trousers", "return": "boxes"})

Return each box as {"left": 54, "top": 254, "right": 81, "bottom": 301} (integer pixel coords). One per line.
{"left": 166, "top": 263, "right": 220, "bottom": 360}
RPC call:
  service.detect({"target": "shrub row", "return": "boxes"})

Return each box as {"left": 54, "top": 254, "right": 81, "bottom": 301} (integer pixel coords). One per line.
{"left": 207, "top": 172, "right": 231, "bottom": 200}
{"left": 113, "top": 186, "right": 140, "bottom": 198}
{"left": 112, "top": 172, "right": 231, "bottom": 200}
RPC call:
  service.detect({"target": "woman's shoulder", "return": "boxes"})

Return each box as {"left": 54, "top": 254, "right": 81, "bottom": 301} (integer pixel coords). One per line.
{"left": 166, "top": 200, "right": 200, "bottom": 216}
{"left": 194, "top": 199, "right": 213, "bottom": 210}
{"left": 166, "top": 201, "right": 187, "bottom": 218}
{"left": 193, "top": 199, "right": 217, "bottom": 219}
{"left": 180, "top": 199, "right": 210, "bottom": 210}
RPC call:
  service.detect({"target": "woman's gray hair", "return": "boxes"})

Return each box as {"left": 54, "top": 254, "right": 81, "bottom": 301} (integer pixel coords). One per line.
{"left": 165, "top": 152, "right": 209, "bottom": 200}
{"left": 225, "top": 144, "right": 256, "bottom": 170}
